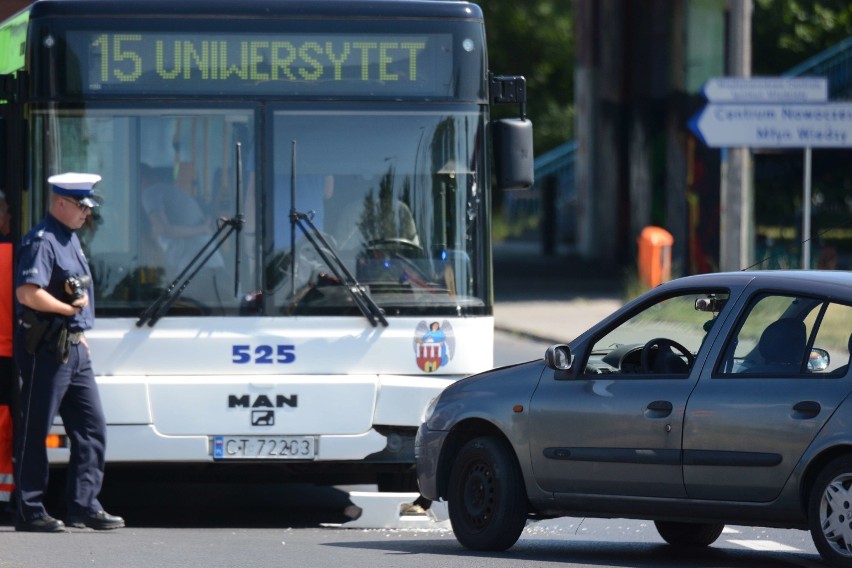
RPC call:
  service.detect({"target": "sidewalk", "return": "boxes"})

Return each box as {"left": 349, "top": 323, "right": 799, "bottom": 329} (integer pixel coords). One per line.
{"left": 492, "top": 240, "right": 625, "bottom": 344}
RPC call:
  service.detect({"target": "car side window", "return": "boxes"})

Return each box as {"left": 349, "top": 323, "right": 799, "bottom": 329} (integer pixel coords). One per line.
{"left": 583, "top": 291, "right": 729, "bottom": 377}
{"left": 717, "top": 293, "right": 841, "bottom": 377}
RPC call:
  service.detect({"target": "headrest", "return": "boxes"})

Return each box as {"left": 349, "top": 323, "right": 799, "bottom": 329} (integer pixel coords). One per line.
{"left": 758, "top": 318, "right": 806, "bottom": 366}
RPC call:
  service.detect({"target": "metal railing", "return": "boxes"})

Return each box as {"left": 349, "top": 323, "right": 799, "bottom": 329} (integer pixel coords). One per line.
{"left": 502, "top": 140, "right": 576, "bottom": 247}
{"left": 784, "top": 36, "right": 852, "bottom": 100}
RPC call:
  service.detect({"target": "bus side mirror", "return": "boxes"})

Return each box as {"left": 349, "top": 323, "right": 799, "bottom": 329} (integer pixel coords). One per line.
{"left": 492, "top": 117, "right": 534, "bottom": 191}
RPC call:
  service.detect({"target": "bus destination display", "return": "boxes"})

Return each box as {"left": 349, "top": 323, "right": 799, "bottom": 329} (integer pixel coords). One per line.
{"left": 67, "top": 32, "right": 454, "bottom": 97}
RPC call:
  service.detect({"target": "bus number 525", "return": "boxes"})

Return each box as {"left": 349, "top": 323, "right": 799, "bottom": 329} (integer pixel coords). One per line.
{"left": 232, "top": 345, "right": 296, "bottom": 364}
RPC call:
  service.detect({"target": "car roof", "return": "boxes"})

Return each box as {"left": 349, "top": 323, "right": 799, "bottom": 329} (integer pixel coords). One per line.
{"left": 660, "top": 270, "right": 852, "bottom": 299}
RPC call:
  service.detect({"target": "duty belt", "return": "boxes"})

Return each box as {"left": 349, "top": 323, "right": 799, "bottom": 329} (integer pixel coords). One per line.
{"left": 67, "top": 331, "right": 84, "bottom": 345}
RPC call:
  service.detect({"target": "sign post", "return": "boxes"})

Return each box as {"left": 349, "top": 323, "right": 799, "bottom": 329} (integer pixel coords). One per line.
{"left": 689, "top": 77, "right": 851, "bottom": 270}
{"left": 804, "top": 148, "right": 812, "bottom": 268}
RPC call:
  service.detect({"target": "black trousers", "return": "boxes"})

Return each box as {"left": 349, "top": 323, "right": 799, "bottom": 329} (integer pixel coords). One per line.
{"left": 0, "top": 357, "right": 13, "bottom": 406}
{"left": 13, "top": 331, "right": 106, "bottom": 522}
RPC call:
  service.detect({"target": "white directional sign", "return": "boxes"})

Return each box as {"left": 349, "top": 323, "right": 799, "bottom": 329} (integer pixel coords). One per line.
{"left": 702, "top": 77, "right": 828, "bottom": 103}
{"left": 691, "top": 76, "right": 839, "bottom": 271}
{"left": 689, "top": 103, "right": 852, "bottom": 148}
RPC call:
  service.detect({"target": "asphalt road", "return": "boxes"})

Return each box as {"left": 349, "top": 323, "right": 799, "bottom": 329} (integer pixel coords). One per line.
{"left": 0, "top": 507, "right": 824, "bottom": 568}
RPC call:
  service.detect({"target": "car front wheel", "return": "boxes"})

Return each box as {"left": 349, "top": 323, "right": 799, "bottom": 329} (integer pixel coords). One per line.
{"left": 654, "top": 520, "right": 724, "bottom": 547}
{"left": 809, "top": 455, "right": 852, "bottom": 567}
{"left": 447, "top": 436, "right": 527, "bottom": 550}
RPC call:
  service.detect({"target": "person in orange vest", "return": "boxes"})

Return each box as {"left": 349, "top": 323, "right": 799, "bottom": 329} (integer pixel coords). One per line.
{"left": 0, "top": 234, "right": 14, "bottom": 509}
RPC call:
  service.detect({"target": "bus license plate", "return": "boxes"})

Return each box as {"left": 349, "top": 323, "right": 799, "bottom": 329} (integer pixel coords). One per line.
{"left": 213, "top": 436, "right": 315, "bottom": 460}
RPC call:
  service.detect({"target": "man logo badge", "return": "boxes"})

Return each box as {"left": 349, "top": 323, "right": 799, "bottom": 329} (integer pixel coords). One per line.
{"left": 252, "top": 410, "right": 275, "bottom": 426}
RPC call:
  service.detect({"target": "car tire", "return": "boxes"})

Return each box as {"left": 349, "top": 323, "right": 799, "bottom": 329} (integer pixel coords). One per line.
{"left": 447, "top": 436, "right": 527, "bottom": 551}
{"left": 654, "top": 520, "right": 724, "bottom": 547}
{"left": 809, "top": 455, "right": 852, "bottom": 567}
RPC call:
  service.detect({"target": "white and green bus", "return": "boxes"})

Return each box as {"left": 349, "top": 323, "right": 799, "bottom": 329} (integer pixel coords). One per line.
{"left": 0, "top": 0, "right": 532, "bottom": 490}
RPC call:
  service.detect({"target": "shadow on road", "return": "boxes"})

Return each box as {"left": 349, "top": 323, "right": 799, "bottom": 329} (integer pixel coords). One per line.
{"left": 0, "top": 471, "right": 356, "bottom": 529}
{"left": 323, "top": 535, "right": 823, "bottom": 568}
{"left": 102, "top": 480, "right": 353, "bottom": 528}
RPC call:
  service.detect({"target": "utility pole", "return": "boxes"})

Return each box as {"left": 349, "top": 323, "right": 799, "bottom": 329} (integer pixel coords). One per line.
{"left": 719, "top": 0, "right": 753, "bottom": 271}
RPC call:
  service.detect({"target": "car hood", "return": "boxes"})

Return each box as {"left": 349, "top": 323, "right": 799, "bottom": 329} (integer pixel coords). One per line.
{"left": 425, "top": 359, "right": 546, "bottom": 431}
{"left": 450, "top": 359, "right": 545, "bottom": 391}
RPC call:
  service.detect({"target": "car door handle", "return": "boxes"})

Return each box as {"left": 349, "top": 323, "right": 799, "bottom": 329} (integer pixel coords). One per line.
{"left": 645, "top": 400, "right": 673, "bottom": 418}
{"left": 792, "top": 400, "right": 821, "bottom": 419}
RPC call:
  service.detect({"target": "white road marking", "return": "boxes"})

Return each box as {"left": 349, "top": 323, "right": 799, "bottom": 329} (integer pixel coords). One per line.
{"left": 728, "top": 539, "right": 802, "bottom": 552}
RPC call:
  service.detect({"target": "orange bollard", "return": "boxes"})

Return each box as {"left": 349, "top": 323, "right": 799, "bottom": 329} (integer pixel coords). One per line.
{"left": 637, "top": 226, "right": 674, "bottom": 288}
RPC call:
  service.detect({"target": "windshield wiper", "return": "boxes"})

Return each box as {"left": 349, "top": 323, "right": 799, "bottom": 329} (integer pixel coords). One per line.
{"left": 136, "top": 144, "right": 246, "bottom": 327}
{"left": 289, "top": 209, "right": 388, "bottom": 328}
{"left": 288, "top": 141, "right": 387, "bottom": 327}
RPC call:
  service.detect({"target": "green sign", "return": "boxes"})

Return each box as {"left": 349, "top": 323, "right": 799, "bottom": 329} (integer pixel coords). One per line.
{"left": 67, "top": 32, "right": 454, "bottom": 96}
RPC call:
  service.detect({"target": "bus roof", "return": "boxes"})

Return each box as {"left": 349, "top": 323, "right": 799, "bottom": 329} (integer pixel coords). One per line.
{"left": 26, "top": 0, "right": 484, "bottom": 20}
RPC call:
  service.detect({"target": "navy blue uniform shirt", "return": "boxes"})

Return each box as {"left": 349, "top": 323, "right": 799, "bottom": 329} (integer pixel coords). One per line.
{"left": 15, "top": 213, "right": 94, "bottom": 331}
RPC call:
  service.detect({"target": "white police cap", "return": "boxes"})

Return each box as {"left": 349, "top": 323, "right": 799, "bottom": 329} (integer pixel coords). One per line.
{"left": 48, "top": 172, "right": 102, "bottom": 208}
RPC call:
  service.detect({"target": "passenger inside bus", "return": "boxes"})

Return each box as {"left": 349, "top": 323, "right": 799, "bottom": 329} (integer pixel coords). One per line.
{"left": 139, "top": 164, "right": 229, "bottom": 313}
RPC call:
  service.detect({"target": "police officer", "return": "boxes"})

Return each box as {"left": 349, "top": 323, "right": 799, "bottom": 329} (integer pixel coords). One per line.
{"left": 13, "top": 173, "right": 124, "bottom": 532}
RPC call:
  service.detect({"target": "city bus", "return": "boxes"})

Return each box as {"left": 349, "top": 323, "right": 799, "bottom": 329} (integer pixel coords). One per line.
{"left": 0, "top": 0, "right": 532, "bottom": 492}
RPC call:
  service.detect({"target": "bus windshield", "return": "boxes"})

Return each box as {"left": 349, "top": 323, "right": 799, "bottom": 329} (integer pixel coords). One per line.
{"left": 33, "top": 105, "right": 487, "bottom": 319}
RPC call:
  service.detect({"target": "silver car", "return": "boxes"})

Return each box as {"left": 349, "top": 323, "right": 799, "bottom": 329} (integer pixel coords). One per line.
{"left": 416, "top": 271, "right": 852, "bottom": 567}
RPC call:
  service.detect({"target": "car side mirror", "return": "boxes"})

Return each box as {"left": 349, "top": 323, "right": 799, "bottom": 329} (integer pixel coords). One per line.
{"left": 545, "top": 344, "right": 573, "bottom": 370}
{"left": 808, "top": 348, "right": 830, "bottom": 372}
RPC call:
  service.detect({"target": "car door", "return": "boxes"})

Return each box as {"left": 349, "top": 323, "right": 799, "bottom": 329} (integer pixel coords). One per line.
{"left": 528, "top": 290, "right": 729, "bottom": 498}
{"left": 683, "top": 292, "right": 852, "bottom": 502}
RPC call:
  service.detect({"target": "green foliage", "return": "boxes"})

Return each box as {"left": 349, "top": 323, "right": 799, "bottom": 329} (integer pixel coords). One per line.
{"left": 478, "top": 0, "right": 575, "bottom": 154}
{"left": 477, "top": 0, "right": 850, "bottom": 154}
{"left": 753, "top": 0, "right": 852, "bottom": 74}
{"left": 491, "top": 209, "right": 540, "bottom": 243}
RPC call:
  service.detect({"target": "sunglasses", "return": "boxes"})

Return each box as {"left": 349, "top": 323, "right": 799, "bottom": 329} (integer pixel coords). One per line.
{"left": 61, "top": 196, "right": 92, "bottom": 212}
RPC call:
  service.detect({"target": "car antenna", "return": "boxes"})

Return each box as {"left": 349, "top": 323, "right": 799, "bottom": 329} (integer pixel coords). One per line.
{"left": 740, "top": 218, "right": 852, "bottom": 271}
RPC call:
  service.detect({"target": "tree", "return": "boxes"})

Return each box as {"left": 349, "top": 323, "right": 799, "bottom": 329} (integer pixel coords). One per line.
{"left": 752, "top": 0, "right": 852, "bottom": 74}
{"left": 479, "top": 0, "right": 852, "bottom": 153}
{"left": 479, "top": 0, "right": 574, "bottom": 154}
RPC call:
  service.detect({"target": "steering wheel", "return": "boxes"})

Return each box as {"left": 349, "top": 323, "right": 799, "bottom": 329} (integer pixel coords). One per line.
{"left": 366, "top": 238, "right": 423, "bottom": 255}
{"left": 640, "top": 338, "right": 695, "bottom": 373}
{"left": 268, "top": 230, "right": 339, "bottom": 293}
